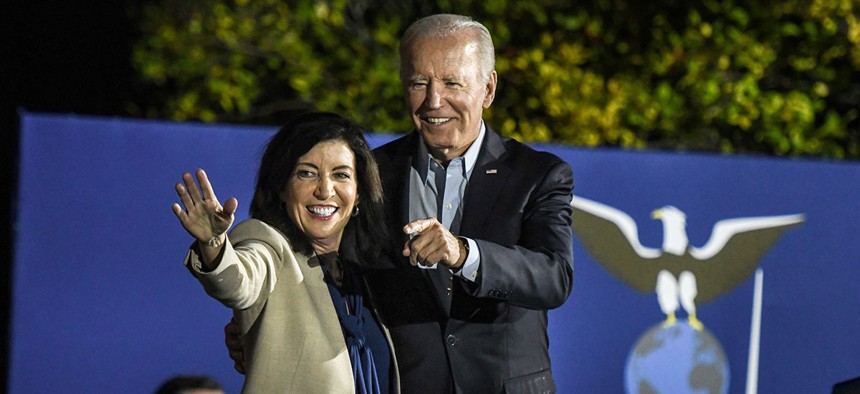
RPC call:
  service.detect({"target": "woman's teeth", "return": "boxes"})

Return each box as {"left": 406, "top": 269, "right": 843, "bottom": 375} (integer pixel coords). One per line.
{"left": 308, "top": 206, "right": 336, "bottom": 216}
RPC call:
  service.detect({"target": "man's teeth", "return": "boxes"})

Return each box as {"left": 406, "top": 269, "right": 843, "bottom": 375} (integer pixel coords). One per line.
{"left": 309, "top": 206, "right": 336, "bottom": 216}
{"left": 427, "top": 117, "right": 450, "bottom": 124}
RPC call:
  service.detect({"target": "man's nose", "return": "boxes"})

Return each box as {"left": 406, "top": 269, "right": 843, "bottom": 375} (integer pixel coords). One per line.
{"left": 423, "top": 83, "right": 443, "bottom": 109}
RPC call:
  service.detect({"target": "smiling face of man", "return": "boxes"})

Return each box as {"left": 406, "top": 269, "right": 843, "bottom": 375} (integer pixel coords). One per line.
{"left": 401, "top": 30, "right": 497, "bottom": 164}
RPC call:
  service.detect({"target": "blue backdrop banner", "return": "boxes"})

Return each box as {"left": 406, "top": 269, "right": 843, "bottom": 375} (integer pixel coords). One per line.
{"left": 11, "top": 113, "right": 860, "bottom": 393}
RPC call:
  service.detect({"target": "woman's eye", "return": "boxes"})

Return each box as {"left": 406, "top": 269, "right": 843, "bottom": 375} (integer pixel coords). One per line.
{"left": 334, "top": 172, "right": 352, "bottom": 180}
{"left": 296, "top": 170, "right": 317, "bottom": 179}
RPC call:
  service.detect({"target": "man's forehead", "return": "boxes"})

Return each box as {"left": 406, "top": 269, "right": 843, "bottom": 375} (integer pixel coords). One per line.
{"left": 405, "top": 72, "right": 469, "bottom": 81}
{"left": 404, "top": 32, "right": 475, "bottom": 56}
{"left": 401, "top": 45, "right": 480, "bottom": 78}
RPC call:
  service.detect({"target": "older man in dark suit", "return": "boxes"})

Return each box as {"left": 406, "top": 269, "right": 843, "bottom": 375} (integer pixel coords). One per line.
{"left": 365, "top": 14, "right": 574, "bottom": 394}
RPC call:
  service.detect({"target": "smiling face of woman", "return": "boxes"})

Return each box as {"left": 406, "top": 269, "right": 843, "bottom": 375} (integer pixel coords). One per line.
{"left": 280, "top": 140, "right": 358, "bottom": 254}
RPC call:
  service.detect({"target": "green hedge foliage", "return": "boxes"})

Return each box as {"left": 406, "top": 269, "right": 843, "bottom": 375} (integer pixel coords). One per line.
{"left": 132, "top": 0, "right": 860, "bottom": 158}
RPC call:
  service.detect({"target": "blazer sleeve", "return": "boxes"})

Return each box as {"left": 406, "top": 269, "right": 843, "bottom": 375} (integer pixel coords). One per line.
{"left": 468, "top": 159, "right": 574, "bottom": 310}
{"left": 184, "top": 219, "right": 298, "bottom": 310}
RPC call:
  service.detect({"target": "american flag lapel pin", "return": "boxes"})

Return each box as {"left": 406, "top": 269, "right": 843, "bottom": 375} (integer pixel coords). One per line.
{"left": 486, "top": 169, "right": 498, "bottom": 174}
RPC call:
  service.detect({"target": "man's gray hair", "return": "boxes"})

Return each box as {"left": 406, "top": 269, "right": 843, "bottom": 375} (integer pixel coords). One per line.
{"left": 400, "top": 14, "right": 496, "bottom": 82}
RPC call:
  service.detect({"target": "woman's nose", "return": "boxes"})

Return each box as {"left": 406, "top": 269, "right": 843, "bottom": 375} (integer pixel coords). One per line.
{"left": 314, "top": 177, "right": 333, "bottom": 199}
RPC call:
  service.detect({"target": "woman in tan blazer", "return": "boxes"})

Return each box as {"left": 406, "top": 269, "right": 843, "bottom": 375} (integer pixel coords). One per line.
{"left": 171, "top": 112, "right": 399, "bottom": 393}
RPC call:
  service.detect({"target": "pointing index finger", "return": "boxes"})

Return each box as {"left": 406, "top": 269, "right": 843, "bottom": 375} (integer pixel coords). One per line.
{"left": 403, "top": 217, "right": 436, "bottom": 235}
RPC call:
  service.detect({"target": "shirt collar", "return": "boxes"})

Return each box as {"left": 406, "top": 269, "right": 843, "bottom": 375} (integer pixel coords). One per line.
{"left": 414, "top": 121, "right": 486, "bottom": 181}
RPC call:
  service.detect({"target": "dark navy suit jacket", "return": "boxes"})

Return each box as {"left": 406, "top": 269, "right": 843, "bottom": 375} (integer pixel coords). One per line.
{"left": 365, "top": 126, "right": 575, "bottom": 394}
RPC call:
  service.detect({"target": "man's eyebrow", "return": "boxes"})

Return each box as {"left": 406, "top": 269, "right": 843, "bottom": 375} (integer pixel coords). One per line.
{"left": 406, "top": 75, "right": 463, "bottom": 83}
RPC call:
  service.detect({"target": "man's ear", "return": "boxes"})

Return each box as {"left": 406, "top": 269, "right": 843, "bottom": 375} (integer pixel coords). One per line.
{"left": 483, "top": 70, "right": 498, "bottom": 109}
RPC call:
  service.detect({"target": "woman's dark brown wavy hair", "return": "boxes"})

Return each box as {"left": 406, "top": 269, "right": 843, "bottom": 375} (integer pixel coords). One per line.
{"left": 249, "top": 112, "right": 388, "bottom": 265}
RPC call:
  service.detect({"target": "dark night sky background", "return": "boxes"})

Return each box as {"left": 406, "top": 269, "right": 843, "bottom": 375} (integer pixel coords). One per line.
{"left": 2, "top": 1, "right": 149, "bottom": 391}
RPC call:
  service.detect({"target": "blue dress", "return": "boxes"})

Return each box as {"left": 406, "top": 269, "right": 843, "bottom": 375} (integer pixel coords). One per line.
{"left": 323, "top": 260, "right": 391, "bottom": 394}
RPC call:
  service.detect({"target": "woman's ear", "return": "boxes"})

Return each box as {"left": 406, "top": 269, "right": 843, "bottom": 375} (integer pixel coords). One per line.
{"left": 352, "top": 195, "right": 361, "bottom": 217}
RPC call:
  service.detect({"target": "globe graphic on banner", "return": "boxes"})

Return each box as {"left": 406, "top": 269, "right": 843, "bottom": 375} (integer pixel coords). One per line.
{"left": 625, "top": 322, "right": 729, "bottom": 394}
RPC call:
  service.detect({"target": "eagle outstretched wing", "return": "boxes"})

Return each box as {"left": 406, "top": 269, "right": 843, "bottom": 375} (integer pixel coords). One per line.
{"left": 682, "top": 215, "right": 805, "bottom": 303}
{"left": 570, "top": 196, "right": 662, "bottom": 293}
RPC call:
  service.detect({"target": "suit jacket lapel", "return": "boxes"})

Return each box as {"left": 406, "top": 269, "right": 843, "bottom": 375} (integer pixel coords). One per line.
{"left": 460, "top": 127, "right": 509, "bottom": 238}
